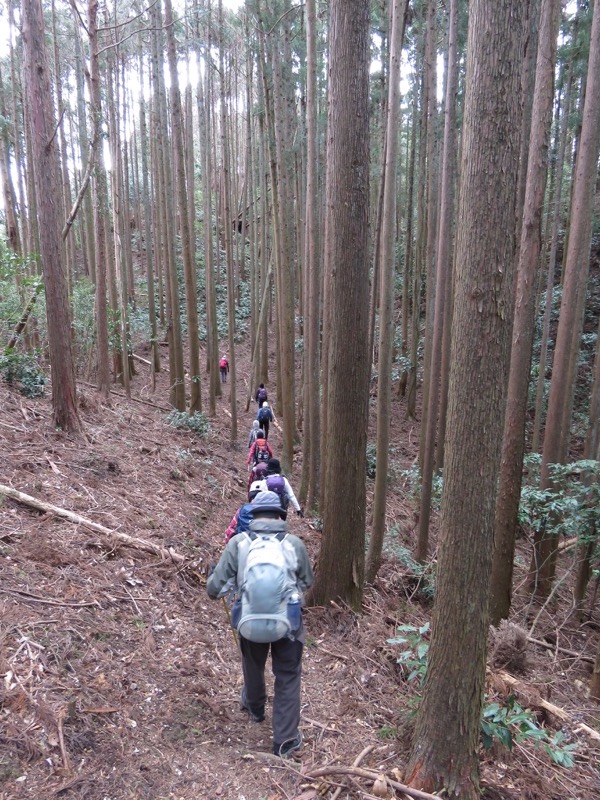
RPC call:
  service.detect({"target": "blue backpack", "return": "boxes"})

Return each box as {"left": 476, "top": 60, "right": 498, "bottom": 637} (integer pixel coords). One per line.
{"left": 235, "top": 531, "right": 299, "bottom": 643}
{"left": 258, "top": 406, "right": 270, "bottom": 424}
{"left": 235, "top": 503, "right": 254, "bottom": 535}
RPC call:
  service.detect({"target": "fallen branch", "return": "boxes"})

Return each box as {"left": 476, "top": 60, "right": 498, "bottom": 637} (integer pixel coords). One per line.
{"left": 527, "top": 636, "right": 595, "bottom": 665}
{"left": 491, "top": 670, "right": 600, "bottom": 742}
{"left": 0, "top": 588, "right": 99, "bottom": 608}
{"left": 132, "top": 353, "right": 151, "bottom": 366}
{"left": 0, "top": 484, "right": 189, "bottom": 565}
{"left": 77, "top": 380, "right": 171, "bottom": 411}
{"left": 305, "top": 766, "right": 442, "bottom": 800}
{"left": 330, "top": 744, "right": 374, "bottom": 800}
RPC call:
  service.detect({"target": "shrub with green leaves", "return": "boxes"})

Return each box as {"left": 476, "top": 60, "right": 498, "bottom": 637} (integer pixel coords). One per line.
{"left": 481, "top": 695, "right": 577, "bottom": 767}
{"left": 519, "top": 454, "right": 600, "bottom": 544}
{"left": 387, "top": 622, "right": 430, "bottom": 685}
{"left": 165, "top": 410, "right": 210, "bottom": 436}
{"left": 387, "top": 624, "right": 578, "bottom": 767}
{"left": 0, "top": 350, "right": 46, "bottom": 398}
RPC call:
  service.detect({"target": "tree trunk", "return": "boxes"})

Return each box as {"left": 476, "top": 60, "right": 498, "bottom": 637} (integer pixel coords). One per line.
{"left": 87, "top": 0, "right": 111, "bottom": 399}
{"left": 529, "top": 0, "right": 600, "bottom": 599}
{"left": 531, "top": 37, "right": 577, "bottom": 453}
{"left": 405, "top": 0, "right": 523, "bottom": 795}
{"left": 301, "top": 0, "right": 321, "bottom": 511}
{"left": 489, "top": 0, "right": 560, "bottom": 626}
{"left": 416, "top": 0, "right": 459, "bottom": 563}
{"left": 165, "top": 0, "right": 202, "bottom": 414}
{"left": 310, "top": 0, "right": 371, "bottom": 610}
{"left": 22, "top": 0, "right": 83, "bottom": 435}
{"left": 219, "top": 0, "right": 237, "bottom": 439}
{"left": 366, "top": 0, "right": 408, "bottom": 584}
{"left": 152, "top": 0, "right": 186, "bottom": 410}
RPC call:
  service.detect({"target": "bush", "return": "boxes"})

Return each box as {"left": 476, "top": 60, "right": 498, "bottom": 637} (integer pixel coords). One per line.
{"left": 165, "top": 410, "right": 210, "bottom": 436}
{"left": 0, "top": 350, "right": 46, "bottom": 398}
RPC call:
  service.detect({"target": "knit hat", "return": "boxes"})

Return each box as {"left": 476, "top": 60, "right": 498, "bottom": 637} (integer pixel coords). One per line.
{"left": 257, "top": 430, "right": 266, "bottom": 439}
{"left": 252, "top": 420, "right": 260, "bottom": 429}
{"left": 262, "top": 401, "right": 269, "bottom": 408}
{"left": 266, "top": 458, "right": 281, "bottom": 475}
{"left": 252, "top": 462, "right": 268, "bottom": 478}
{"left": 249, "top": 490, "right": 286, "bottom": 518}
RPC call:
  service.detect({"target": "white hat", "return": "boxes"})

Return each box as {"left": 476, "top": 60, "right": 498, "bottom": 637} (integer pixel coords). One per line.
{"left": 262, "top": 401, "right": 269, "bottom": 407}
{"left": 248, "top": 480, "right": 264, "bottom": 500}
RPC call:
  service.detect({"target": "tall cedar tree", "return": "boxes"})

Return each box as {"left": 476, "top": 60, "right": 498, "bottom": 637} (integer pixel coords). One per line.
{"left": 490, "top": 0, "right": 561, "bottom": 625}
{"left": 405, "top": 0, "right": 524, "bottom": 796}
{"left": 311, "top": 0, "right": 371, "bottom": 610}
{"left": 22, "top": 0, "right": 83, "bottom": 434}
{"left": 529, "top": 0, "right": 600, "bottom": 599}
{"left": 366, "top": 0, "right": 409, "bottom": 583}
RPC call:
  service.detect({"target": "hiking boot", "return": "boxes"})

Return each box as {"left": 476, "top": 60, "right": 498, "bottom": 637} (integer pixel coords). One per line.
{"left": 273, "top": 730, "right": 303, "bottom": 758}
{"left": 240, "top": 687, "right": 265, "bottom": 723}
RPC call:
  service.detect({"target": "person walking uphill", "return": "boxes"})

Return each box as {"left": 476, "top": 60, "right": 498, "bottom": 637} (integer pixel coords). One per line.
{"left": 255, "top": 383, "right": 268, "bottom": 407}
{"left": 247, "top": 430, "right": 273, "bottom": 468}
{"left": 206, "top": 491, "right": 314, "bottom": 758}
{"left": 258, "top": 458, "right": 303, "bottom": 517}
{"left": 247, "top": 420, "right": 261, "bottom": 449}
{"left": 219, "top": 355, "right": 229, "bottom": 383}
{"left": 257, "top": 401, "right": 275, "bottom": 440}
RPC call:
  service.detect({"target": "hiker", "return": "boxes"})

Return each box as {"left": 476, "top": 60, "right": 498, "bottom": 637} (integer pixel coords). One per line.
{"left": 224, "top": 481, "right": 263, "bottom": 544}
{"left": 255, "top": 383, "right": 268, "bottom": 407}
{"left": 247, "top": 460, "right": 268, "bottom": 493}
{"left": 219, "top": 355, "right": 229, "bottom": 383}
{"left": 247, "top": 430, "right": 273, "bottom": 468}
{"left": 247, "top": 420, "right": 261, "bottom": 449}
{"left": 257, "top": 458, "right": 303, "bottom": 517}
{"left": 257, "top": 401, "right": 275, "bottom": 440}
{"left": 206, "top": 491, "right": 314, "bottom": 758}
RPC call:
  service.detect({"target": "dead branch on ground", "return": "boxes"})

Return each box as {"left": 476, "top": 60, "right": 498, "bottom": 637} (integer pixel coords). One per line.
{"left": 0, "top": 484, "right": 190, "bottom": 565}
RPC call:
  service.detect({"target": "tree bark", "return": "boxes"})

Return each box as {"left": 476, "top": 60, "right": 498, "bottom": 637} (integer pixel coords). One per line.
{"left": 165, "top": 0, "right": 202, "bottom": 414}
{"left": 310, "top": 0, "right": 371, "bottom": 610}
{"left": 405, "top": 1, "right": 523, "bottom": 795}
{"left": 490, "top": 0, "right": 560, "bottom": 626}
{"left": 366, "top": 0, "right": 408, "bottom": 584}
{"left": 416, "top": 0, "right": 459, "bottom": 563}
{"left": 529, "top": 0, "right": 600, "bottom": 599}
{"left": 22, "top": 0, "right": 83, "bottom": 435}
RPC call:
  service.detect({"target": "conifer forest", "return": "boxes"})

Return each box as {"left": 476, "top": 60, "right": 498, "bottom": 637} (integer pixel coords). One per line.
{"left": 0, "top": 0, "right": 599, "bottom": 798}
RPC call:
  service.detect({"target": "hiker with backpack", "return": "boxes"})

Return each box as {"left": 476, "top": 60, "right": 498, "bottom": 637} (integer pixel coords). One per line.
{"left": 219, "top": 355, "right": 229, "bottom": 383}
{"left": 247, "top": 430, "right": 273, "bottom": 469}
{"left": 224, "top": 481, "right": 264, "bottom": 544}
{"left": 257, "top": 401, "right": 275, "bottom": 440}
{"left": 247, "top": 460, "right": 268, "bottom": 493}
{"left": 257, "top": 458, "right": 303, "bottom": 517}
{"left": 206, "top": 490, "right": 314, "bottom": 759}
{"left": 247, "top": 420, "right": 261, "bottom": 449}
{"left": 255, "top": 383, "right": 268, "bottom": 407}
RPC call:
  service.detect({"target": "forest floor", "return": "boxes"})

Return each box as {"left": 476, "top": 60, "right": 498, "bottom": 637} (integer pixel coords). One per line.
{"left": 1, "top": 335, "right": 600, "bottom": 800}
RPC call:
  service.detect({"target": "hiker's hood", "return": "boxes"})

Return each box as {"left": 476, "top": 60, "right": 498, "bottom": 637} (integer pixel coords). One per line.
{"left": 248, "top": 518, "right": 287, "bottom": 535}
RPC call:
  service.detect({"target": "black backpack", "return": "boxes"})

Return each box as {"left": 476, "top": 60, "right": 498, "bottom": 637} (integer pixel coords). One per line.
{"left": 254, "top": 441, "right": 270, "bottom": 463}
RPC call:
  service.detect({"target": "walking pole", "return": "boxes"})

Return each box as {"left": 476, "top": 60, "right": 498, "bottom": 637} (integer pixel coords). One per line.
{"left": 222, "top": 597, "right": 239, "bottom": 649}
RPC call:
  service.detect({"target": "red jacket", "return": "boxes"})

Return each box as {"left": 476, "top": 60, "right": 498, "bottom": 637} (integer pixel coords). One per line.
{"left": 247, "top": 437, "right": 273, "bottom": 465}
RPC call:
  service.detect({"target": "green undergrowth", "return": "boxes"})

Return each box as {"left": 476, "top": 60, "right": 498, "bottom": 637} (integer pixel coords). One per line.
{"left": 386, "top": 623, "right": 579, "bottom": 768}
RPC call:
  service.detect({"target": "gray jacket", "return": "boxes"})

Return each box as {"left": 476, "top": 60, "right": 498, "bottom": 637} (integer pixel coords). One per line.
{"left": 207, "top": 517, "right": 314, "bottom": 600}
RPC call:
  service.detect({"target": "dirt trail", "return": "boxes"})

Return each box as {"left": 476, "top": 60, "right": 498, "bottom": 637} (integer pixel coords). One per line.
{"left": 0, "top": 347, "right": 598, "bottom": 799}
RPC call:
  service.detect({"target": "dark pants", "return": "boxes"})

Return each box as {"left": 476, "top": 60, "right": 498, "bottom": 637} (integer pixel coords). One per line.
{"left": 261, "top": 420, "right": 270, "bottom": 439}
{"left": 239, "top": 633, "right": 303, "bottom": 747}
{"left": 220, "top": 368, "right": 227, "bottom": 383}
